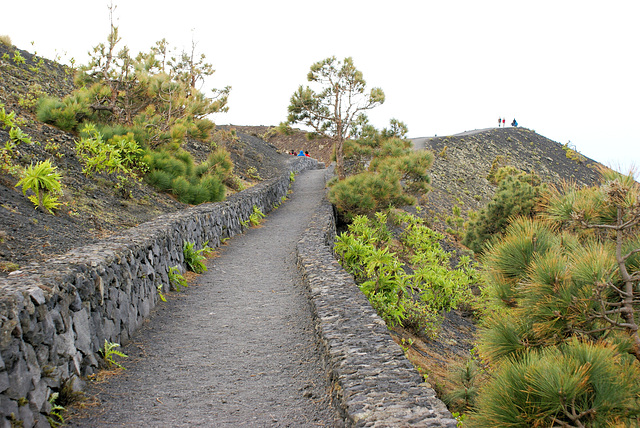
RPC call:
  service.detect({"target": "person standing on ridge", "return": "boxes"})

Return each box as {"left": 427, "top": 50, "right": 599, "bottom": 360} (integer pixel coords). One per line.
{"left": 498, "top": 117, "right": 501, "bottom": 128}
{"left": 511, "top": 118, "right": 518, "bottom": 127}
{"left": 502, "top": 118, "right": 505, "bottom": 127}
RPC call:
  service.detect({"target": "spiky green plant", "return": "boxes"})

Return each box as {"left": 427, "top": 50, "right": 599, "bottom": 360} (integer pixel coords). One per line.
{"left": 12, "top": 50, "right": 25, "bottom": 65}
{"left": 249, "top": 205, "right": 266, "bottom": 226}
{"left": 157, "top": 284, "right": 167, "bottom": 302}
{"left": 100, "top": 340, "right": 128, "bottom": 369}
{"left": 168, "top": 266, "right": 188, "bottom": 291}
{"left": 183, "top": 241, "right": 212, "bottom": 273}
{"left": 328, "top": 172, "right": 410, "bottom": 220}
{"left": 480, "top": 217, "right": 560, "bottom": 307}
{"left": 144, "top": 149, "right": 226, "bottom": 204}
{"left": 15, "top": 159, "right": 63, "bottom": 214}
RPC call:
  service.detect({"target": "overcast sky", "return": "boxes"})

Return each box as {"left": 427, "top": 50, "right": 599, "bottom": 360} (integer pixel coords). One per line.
{"left": 3, "top": 0, "right": 638, "bottom": 176}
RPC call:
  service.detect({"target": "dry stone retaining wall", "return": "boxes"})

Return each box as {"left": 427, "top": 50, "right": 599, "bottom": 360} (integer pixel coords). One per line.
{"left": 296, "top": 182, "right": 458, "bottom": 427}
{"left": 0, "top": 157, "right": 317, "bottom": 427}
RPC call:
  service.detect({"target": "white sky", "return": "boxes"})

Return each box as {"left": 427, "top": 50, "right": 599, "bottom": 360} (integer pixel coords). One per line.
{"left": 3, "top": 0, "right": 638, "bottom": 176}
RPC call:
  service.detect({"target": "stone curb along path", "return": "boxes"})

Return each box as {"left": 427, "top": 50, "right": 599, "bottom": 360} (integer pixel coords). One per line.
{"left": 296, "top": 192, "right": 457, "bottom": 427}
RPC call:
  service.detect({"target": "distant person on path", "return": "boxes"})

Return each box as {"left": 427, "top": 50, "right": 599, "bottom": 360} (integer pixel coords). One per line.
{"left": 298, "top": 150, "right": 305, "bottom": 156}
{"left": 304, "top": 150, "right": 311, "bottom": 157}
{"left": 502, "top": 118, "right": 506, "bottom": 127}
{"left": 498, "top": 117, "right": 501, "bottom": 128}
{"left": 511, "top": 119, "right": 518, "bottom": 127}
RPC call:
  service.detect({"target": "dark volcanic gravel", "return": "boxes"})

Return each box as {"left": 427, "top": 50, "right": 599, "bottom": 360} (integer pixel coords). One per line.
{"left": 68, "top": 169, "right": 343, "bottom": 427}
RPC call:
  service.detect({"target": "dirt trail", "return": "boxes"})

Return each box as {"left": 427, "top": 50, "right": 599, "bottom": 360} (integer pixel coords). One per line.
{"left": 69, "top": 169, "right": 343, "bottom": 427}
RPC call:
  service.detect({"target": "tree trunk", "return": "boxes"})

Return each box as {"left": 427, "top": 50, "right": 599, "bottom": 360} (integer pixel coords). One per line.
{"left": 614, "top": 207, "right": 640, "bottom": 362}
{"left": 335, "top": 137, "right": 345, "bottom": 180}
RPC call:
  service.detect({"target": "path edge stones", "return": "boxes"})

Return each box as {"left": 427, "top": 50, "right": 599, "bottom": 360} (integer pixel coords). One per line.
{"left": 296, "top": 168, "right": 457, "bottom": 428}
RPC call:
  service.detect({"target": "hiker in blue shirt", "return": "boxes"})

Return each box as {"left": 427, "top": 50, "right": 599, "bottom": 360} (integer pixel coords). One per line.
{"left": 298, "top": 150, "right": 305, "bottom": 156}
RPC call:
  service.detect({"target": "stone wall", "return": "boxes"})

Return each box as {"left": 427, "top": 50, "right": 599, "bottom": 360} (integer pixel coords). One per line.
{"left": 0, "top": 157, "right": 318, "bottom": 427}
{"left": 296, "top": 183, "right": 458, "bottom": 427}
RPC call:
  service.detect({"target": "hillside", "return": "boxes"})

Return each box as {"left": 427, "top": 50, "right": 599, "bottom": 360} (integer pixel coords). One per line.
{"left": 0, "top": 42, "right": 291, "bottom": 274}
{"left": 418, "top": 128, "right": 601, "bottom": 232}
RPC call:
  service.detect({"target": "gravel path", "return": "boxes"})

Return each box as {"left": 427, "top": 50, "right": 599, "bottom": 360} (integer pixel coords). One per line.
{"left": 70, "top": 169, "right": 343, "bottom": 427}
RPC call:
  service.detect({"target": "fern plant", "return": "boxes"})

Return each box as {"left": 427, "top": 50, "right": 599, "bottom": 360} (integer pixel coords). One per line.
{"left": 249, "top": 205, "right": 266, "bottom": 226}
{"left": 157, "top": 284, "right": 167, "bottom": 302}
{"left": 100, "top": 340, "right": 128, "bottom": 369}
{"left": 168, "top": 265, "right": 188, "bottom": 291}
{"left": 183, "top": 240, "right": 212, "bottom": 273}
{"left": 46, "top": 392, "right": 65, "bottom": 427}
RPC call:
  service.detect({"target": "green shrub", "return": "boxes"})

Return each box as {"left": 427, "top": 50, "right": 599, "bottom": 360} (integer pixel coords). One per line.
{"left": 474, "top": 169, "right": 640, "bottom": 423}
{"left": 487, "top": 164, "right": 518, "bottom": 185}
{"left": 145, "top": 150, "right": 187, "bottom": 178}
{"left": 335, "top": 211, "right": 474, "bottom": 336}
{"left": 276, "top": 121, "right": 294, "bottom": 135}
{"left": 335, "top": 130, "right": 432, "bottom": 219}
{"left": 471, "top": 340, "right": 640, "bottom": 427}
{"left": 444, "top": 358, "right": 483, "bottom": 413}
{"left": 171, "top": 176, "right": 192, "bottom": 203}
{"left": 144, "top": 150, "right": 228, "bottom": 205}
{"left": 36, "top": 97, "right": 66, "bottom": 125}
{"left": 200, "top": 174, "right": 225, "bottom": 202}
{"left": 328, "top": 172, "right": 411, "bottom": 220}
{"left": 188, "top": 118, "right": 215, "bottom": 140}
{"left": 463, "top": 171, "right": 546, "bottom": 253}
{"left": 95, "top": 123, "right": 133, "bottom": 143}
{"left": 480, "top": 217, "right": 560, "bottom": 306}
{"left": 195, "top": 149, "right": 233, "bottom": 182}
{"left": 146, "top": 169, "right": 173, "bottom": 191}
{"left": 36, "top": 92, "right": 92, "bottom": 132}
{"left": 76, "top": 124, "right": 146, "bottom": 179}
{"left": 173, "top": 150, "right": 194, "bottom": 177}
{"left": 208, "top": 149, "right": 234, "bottom": 180}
